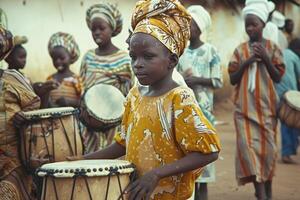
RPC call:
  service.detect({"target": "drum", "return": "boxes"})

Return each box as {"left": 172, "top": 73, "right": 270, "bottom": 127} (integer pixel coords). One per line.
{"left": 20, "top": 107, "right": 83, "bottom": 170}
{"left": 37, "top": 160, "right": 135, "bottom": 200}
{"left": 279, "top": 90, "right": 300, "bottom": 129}
{"left": 80, "top": 84, "right": 125, "bottom": 131}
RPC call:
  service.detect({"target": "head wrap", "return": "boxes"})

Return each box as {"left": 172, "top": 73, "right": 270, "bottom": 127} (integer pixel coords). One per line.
{"left": 0, "top": 26, "right": 14, "bottom": 60}
{"left": 13, "top": 35, "right": 28, "bottom": 46}
{"left": 48, "top": 32, "right": 80, "bottom": 64}
{"left": 131, "top": 0, "right": 191, "bottom": 56}
{"left": 86, "top": 3, "right": 123, "bottom": 37}
{"left": 187, "top": 5, "right": 211, "bottom": 33}
{"left": 243, "top": 0, "right": 274, "bottom": 23}
{"left": 271, "top": 11, "right": 285, "bottom": 28}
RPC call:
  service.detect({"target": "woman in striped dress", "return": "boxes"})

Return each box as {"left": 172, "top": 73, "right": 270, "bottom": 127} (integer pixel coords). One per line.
{"left": 80, "top": 3, "right": 134, "bottom": 153}
{"left": 228, "top": 1, "right": 285, "bottom": 199}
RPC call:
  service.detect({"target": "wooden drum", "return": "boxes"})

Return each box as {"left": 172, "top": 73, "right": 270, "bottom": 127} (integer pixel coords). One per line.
{"left": 37, "top": 160, "right": 135, "bottom": 200}
{"left": 80, "top": 84, "right": 125, "bottom": 131}
{"left": 20, "top": 107, "right": 83, "bottom": 170}
{"left": 279, "top": 90, "right": 300, "bottom": 129}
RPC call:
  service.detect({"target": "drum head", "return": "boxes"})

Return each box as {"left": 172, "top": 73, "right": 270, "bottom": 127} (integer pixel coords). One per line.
{"left": 37, "top": 160, "right": 134, "bottom": 178}
{"left": 23, "top": 107, "right": 78, "bottom": 120}
{"left": 284, "top": 91, "right": 300, "bottom": 111}
{"left": 84, "top": 84, "right": 125, "bottom": 122}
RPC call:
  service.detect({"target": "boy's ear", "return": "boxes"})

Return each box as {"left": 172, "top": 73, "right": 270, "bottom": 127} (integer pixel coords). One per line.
{"left": 168, "top": 53, "right": 178, "bottom": 69}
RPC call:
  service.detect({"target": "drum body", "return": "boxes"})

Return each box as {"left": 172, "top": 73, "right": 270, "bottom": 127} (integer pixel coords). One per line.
{"left": 279, "top": 91, "right": 300, "bottom": 129}
{"left": 80, "top": 84, "right": 125, "bottom": 131}
{"left": 37, "top": 160, "right": 135, "bottom": 200}
{"left": 20, "top": 107, "right": 83, "bottom": 170}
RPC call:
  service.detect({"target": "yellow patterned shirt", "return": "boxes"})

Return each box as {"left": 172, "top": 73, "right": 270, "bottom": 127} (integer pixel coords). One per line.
{"left": 114, "top": 86, "right": 221, "bottom": 200}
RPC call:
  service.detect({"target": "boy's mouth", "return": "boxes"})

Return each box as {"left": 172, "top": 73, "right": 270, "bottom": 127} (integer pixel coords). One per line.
{"left": 57, "top": 66, "right": 64, "bottom": 71}
{"left": 95, "top": 38, "right": 102, "bottom": 43}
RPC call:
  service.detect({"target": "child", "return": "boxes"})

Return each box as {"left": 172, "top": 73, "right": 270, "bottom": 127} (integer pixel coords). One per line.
{"left": 178, "top": 5, "right": 223, "bottom": 200}
{"left": 0, "top": 26, "right": 41, "bottom": 200}
{"left": 228, "top": 0, "right": 285, "bottom": 199}
{"left": 46, "top": 32, "right": 82, "bottom": 108}
{"left": 70, "top": 1, "right": 221, "bottom": 199}
{"left": 80, "top": 3, "right": 134, "bottom": 153}
{"left": 4, "top": 36, "right": 31, "bottom": 84}
{"left": 275, "top": 38, "right": 300, "bottom": 164}
{"left": 284, "top": 19, "right": 295, "bottom": 43}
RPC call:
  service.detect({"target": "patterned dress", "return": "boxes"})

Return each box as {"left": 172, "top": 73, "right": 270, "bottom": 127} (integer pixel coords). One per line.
{"left": 80, "top": 49, "right": 134, "bottom": 153}
{"left": 47, "top": 74, "right": 82, "bottom": 107}
{"left": 228, "top": 39, "right": 285, "bottom": 185}
{"left": 178, "top": 43, "right": 223, "bottom": 112}
{"left": 0, "top": 69, "right": 40, "bottom": 199}
{"left": 114, "top": 86, "right": 221, "bottom": 200}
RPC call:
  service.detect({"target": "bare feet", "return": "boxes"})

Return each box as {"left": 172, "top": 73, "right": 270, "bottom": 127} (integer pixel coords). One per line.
{"left": 282, "top": 156, "right": 297, "bottom": 164}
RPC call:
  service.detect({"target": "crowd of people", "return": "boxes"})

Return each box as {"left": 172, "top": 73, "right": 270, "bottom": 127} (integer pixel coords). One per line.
{"left": 0, "top": 0, "right": 299, "bottom": 199}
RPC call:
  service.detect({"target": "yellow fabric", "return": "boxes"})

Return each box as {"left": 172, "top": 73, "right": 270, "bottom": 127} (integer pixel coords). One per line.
{"left": 114, "top": 86, "right": 221, "bottom": 199}
{"left": 131, "top": 0, "right": 191, "bottom": 56}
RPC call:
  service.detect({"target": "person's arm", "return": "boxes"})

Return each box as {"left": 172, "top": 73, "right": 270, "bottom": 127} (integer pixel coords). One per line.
{"left": 125, "top": 152, "right": 218, "bottom": 200}
{"left": 185, "top": 76, "right": 214, "bottom": 87}
{"left": 84, "top": 142, "right": 126, "bottom": 159}
{"left": 253, "top": 43, "right": 281, "bottom": 83}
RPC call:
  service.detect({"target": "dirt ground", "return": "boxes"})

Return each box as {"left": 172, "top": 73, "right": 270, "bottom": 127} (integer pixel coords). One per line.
{"left": 208, "top": 100, "right": 300, "bottom": 200}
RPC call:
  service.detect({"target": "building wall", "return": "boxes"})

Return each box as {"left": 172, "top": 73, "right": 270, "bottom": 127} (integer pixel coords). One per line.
{"left": 1, "top": 0, "right": 299, "bottom": 100}
{"left": 0, "top": 0, "right": 136, "bottom": 81}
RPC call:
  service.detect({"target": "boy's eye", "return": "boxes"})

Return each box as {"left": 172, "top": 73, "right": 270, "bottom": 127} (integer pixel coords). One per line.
{"left": 129, "top": 54, "right": 136, "bottom": 60}
{"left": 144, "top": 53, "right": 155, "bottom": 59}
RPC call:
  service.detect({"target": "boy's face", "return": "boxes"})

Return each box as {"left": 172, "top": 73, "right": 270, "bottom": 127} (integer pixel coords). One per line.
{"left": 90, "top": 17, "right": 113, "bottom": 47}
{"left": 129, "top": 33, "right": 176, "bottom": 86}
{"left": 190, "top": 18, "right": 201, "bottom": 41}
{"left": 285, "top": 20, "right": 294, "bottom": 34}
{"left": 49, "top": 46, "right": 71, "bottom": 72}
{"left": 11, "top": 47, "right": 27, "bottom": 69}
{"left": 245, "top": 14, "right": 265, "bottom": 42}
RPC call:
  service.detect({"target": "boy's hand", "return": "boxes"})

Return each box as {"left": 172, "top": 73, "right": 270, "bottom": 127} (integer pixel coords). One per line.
{"left": 66, "top": 155, "right": 84, "bottom": 161}
{"left": 13, "top": 111, "right": 28, "bottom": 129}
{"left": 55, "top": 97, "right": 67, "bottom": 106}
{"left": 185, "top": 76, "right": 198, "bottom": 88}
{"left": 125, "top": 169, "right": 160, "bottom": 200}
{"left": 252, "top": 43, "right": 269, "bottom": 63}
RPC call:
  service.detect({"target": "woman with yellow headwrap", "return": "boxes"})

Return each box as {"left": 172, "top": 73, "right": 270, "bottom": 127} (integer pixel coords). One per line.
{"left": 0, "top": 26, "right": 41, "bottom": 200}
{"left": 72, "top": 1, "right": 221, "bottom": 199}
{"left": 80, "top": 3, "right": 134, "bottom": 153}
{"left": 45, "top": 32, "right": 82, "bottom": 108}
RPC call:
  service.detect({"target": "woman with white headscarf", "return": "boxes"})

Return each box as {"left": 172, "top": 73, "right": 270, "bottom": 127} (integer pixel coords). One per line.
{"left": 228, "top": 0, "right": 285, "bottom": 199}
{"left": 177, "top": 5, "right": 222, "bottom": 200}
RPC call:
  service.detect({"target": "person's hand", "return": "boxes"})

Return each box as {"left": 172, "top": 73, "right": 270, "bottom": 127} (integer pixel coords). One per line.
{"left": 184, "top": 76, "right": 199, "bottom": 88}
{"left": 13, "top": 111, "right": 28, "bottom": 129}
{"left": 66, "top": 155, "right": 84, "bottom": 161}
{"left": 252, "top": 43, "right": 269, "bottom": 63}
{"left": 55, "top": 97, "right": 67, "bottom": 107}
{"left": 125, "top": 169, "right": 160, "bottom": 200}
{"left": 33, "top": 81, "right": 60, "bottom": 97}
